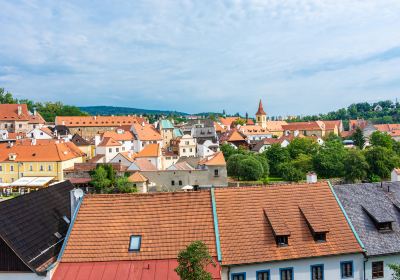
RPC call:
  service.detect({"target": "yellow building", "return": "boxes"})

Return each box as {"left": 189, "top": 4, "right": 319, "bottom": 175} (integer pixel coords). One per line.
{"left": 0, "top": 139, "right": 84, "bottom": 184}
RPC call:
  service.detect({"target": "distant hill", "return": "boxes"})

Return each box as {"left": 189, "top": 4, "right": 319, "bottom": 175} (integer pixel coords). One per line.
{"left": 79, "top": 106, "right": 188, "bottom": 116}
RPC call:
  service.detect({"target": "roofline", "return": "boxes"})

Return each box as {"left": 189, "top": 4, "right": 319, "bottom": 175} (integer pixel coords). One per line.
{"left": 211, "top": 188, "right": 222, "bottom": 263}
{"left": 0, "top": 235, "right": 36, "bottom": 274}
{"left": 221, "top": 251, "right": 364, "bottom": 267}
{"left": 327, "top": 180, "right": 366, "bottom": 251}
{"left": 55, "top": 194, "right": 84, "bottom": 265}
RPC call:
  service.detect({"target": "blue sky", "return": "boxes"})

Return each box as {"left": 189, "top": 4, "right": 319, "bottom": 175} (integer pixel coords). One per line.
{"left": 1, "top": 0, "right": 400, "bottom": 116}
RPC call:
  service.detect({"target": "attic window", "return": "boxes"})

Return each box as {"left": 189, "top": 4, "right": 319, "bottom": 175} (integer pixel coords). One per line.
{"left": 362, "top": 205, "right": 394, "bottom": 233}
{"left": 299, "top": 205, "right": 329, "bottom": 242}
{"left": 377, "top": 222, "right": 392, "bottom": 232}
{"left": 129, "top": 235, "right": 141, "bottom": 252}
{"left": 314, "top": 232, "right": 326, "bottom": 242}
{"left": 276, "top": 235, "right": 289, "bottom": 246}
{"left": 54, "top": 232, "right": 62, "bottom": 239}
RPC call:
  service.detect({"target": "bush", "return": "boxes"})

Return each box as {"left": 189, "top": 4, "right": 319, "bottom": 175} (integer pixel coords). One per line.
{"left": 238, "top": 158, "right": 264, "bottom": 181}
{"left": 226, "top": 154, "right": 247, "bottom": 179}
{"left": 278, "top": 162, "right": 304, "bottom": 182}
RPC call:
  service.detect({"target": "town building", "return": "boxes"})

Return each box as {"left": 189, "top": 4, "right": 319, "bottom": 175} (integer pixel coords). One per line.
{"left": 0, "top": 181, "right": 77, "bottom": 280}
{"left": 52, "top": 191, "right": 221, "bottom": 280}
{"left": 264, "top": 120, "right": 288, "bottom": 137}
{"left": 157, "top": 119, "right": 175, "bottom": 147}
{"left": 26, "top": 127, "right": 53, "bottom": 140}
{"left": 0, "top": 139, "right": 84, "bottom": 185}
{"left": 130, "top": 121, "right": 163, "bottom": 152}
{"left": 55, "top": 115, "right": 144, "bottom": 138}
{"left": 70, "top": 134, "right": 94, "bottom": 160}
{"left": 0, "top": 104, "right": 45, "bottom": 133}
{"left": 219, "top": 128, "right": 248, "bottom": 149}
{"left": 334, "top": 182, "right": 400, "bottom": 280}
{"left": 282, "top": 121, "right": 329, "bottom": 137}
{"left": 255, "top": 99, "right": 267, "bottom": 128}
{"left": 177, "top": 134, "right": 197, "bottom": 157}
{"left": 214, "top": 182, "right": 364, "bottom": 280}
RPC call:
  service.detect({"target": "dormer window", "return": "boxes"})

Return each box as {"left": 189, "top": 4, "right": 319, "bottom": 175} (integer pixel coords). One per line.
{"left": 264, "top": 207, "right": 291, "bottom": 247}
{"left": 377, "top": 222, "right": 392, "bottom": 232}
{"left": 129, "top": 235, "right": 141, "bottom": 252}
{"left": 314, "top": 232, "right": 326, "bottom": 242}
{"left": 276, "top": 235, "right": 289, "bottom": 246}
{"left": 299, "top": 205, "right": 329, "bottom": 243}
{"left": 362, "top": 205, "right": 394, "bottom": 233}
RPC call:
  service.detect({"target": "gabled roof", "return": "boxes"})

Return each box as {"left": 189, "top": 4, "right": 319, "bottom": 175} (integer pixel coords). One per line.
{"left": 374, "top": 124, "right": 400, "bottom": 132}
{"left": 239, "top": 125, "right": 271, "bottom": 135}
{"left": 71, "top": 133, "right": 91, "bottom": 146}
{"left": 0, "top": 181, "right": 75, "bottom": 274}
{"left": 128, "top": 172, "right": 148, "bottom": 183}
{"left": 102, "top": 130, "right": 135, "bottom": 141}
{"left": 28, "top": 112, "right": 46, "bottom": 124}
{"left": 128, "top": 158, "right": 158, "bottom": 171}
{"left": 55, "top": 116, "right": 143, "bottom": 127}
{"left": 98, "top": 137, "right": 121, "bottom": 147}
{"left": 256, "top": 99, "right": 266, "bottom": 115}
{"left": 202, "top": 152, "right": 226, "bottom": 166}
{"left": 220, "top": 129, "right": 247, "bottom": 142}
{"left": 160, "top": 119, "right": 174, "bottom": 129}
{"left": 60, "top": 191, "right": 218, "bottom": 262}
{"left": 333, "top": 182, "right": 400, "bottom": 256}
{"left": 282, "top": 121, "right": 324, "bottom": 131}
{"left": 131, "top": 122, "right": 162, "bottom": 141}
{"left": 0, "top": 104, "right": 30, "bottom": 121}
{"left": 265, "top": 120, "right": 288, "bottom": 132}
{"left": 0, "top": 139, "right": 84, "bottom": 162}
{"left": 214, "top": 182, "right": 363, "bottom": 265}
{"left": 135, "top": 143, "right": 160, "bottom": 158}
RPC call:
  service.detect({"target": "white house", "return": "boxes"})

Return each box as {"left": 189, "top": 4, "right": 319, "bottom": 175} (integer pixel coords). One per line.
{"left": 130, "top": 122, "right": 163, "bottom": 152}
{"left": 26, "top": 127, "right": 53, "bottom": 140}
{"left": 334, "top": 182, "right": 400, "bottom": 280}
{"left": 102, "top": 128, "right": 135, "bottom": 152}
{"left": 178, "top": 134, "right": 197, "bottom": 157}
{"left": 109, "top": 151, "right": 136, "bottom": 167}
{"left": 95, "top": 137, "right": 122, "bottom": 163}
{"left": 391, "top": 168, "right": 400, "bottom": 182}
{"left": 197, "top": 139, "right": 219, "bottom": 157}
{"left": 213, "top": 182, "right": 365, "bottom": 280}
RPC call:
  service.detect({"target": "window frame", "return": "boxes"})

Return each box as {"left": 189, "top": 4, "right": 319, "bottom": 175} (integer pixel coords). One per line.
{"left": 256, "top": 269, "right": 270, "bottom": 280}
{"left": 372, "top": 261, "right": 384, "bottom": 279}
{"left": 128, "top": 235, "right": 142, "bottom": 252}
{"left": 231, "top": 272, "right": 246, "bottom": 280}
{"left": 280, "top": 267, "right": 294, "bottom": 280}
{"left": 310, "top": 264, "right": 324, "bottom": 280}
{"left": 340, "top": 261, "right": 354, "bottom": 279}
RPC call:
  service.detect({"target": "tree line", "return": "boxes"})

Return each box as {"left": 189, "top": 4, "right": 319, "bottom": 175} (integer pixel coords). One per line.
{"left": 222, "top": 131, "right": 400, "bottom": 183}
{"left": 0, "top": 88, "right": 88, "bottom": 122}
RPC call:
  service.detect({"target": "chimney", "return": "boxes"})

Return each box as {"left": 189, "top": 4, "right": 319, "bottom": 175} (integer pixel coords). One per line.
{"left": 31, "top": 138, "right": 36, "bottom": 145}
{"left": 94, "top": 135, "right": 101, "bottom": 146}
{"left": 306, "top": 172, "right": 317, "bottom": 184}
{"left": 70, "top": 188, "right": 84, "bottom": 218}
{"left": 17, "top": 105, "right": 22, "bottom": 116}
{"left": 33, "top": 108, "right": 37, "bottom": 116}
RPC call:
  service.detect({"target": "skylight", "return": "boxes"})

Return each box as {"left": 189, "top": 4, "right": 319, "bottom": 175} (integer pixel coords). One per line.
{"left": 129, "top": 235, "right": 142, "bottom": 252}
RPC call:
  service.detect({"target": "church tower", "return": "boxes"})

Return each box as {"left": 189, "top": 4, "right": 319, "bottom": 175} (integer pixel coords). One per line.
{"left": 255, "top": 99, "right": 267, "bottom": 128}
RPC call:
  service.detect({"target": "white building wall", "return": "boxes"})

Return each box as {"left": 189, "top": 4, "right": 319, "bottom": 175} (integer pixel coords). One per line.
{"left": 391, "top": 170, "right": 400, "bottom": 182}
{"left": 222, "top": 253, "right": 364, "bottom": 280}
{"left": 365, "top": 254, "right": 400, "bottom": 280}
{"left": 26, "top": 128, "right": 53, "bottom": 140}
{"left": 0, "top": 273, "right": 50, "bottom": 280}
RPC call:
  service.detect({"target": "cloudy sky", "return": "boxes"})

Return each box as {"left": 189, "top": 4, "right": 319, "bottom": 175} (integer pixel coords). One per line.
{"left": 1, "top": 0, "right": 400, "bottom": 116}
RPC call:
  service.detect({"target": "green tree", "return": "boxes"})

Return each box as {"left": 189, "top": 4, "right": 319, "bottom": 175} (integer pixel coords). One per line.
{"left": 278, "top": 162, "right": 304, "bottom": 182}
{"left": 343, "top": 149, "right": 369, "bottom": 183}
{"left": 364, "top": 147, "right": 400, "bottom": 179}
{"left": 238, "top": 157, "right": 263, "bottom": 181}
{"left": 175, "top": 241, "right": 216, "bottom": 280}
{"left": 388, "top": 264, "right": 400, "bottom": 280}
{"left": 324, "top": 133, "right": 342, "bottom": 143}
{"left": 115, "top": 176, "right": 137, "bottom": 193}
{"left": 287, "top": 138, "right": 319, "bottom": 159}
{"left": 226, "top": 154, "right": 246, "bottom": 179}
{"left": 265, "top": 144, "right": 290, "bottom": 175}
{"left": 292, "top": 154, "right": 313, "bottom": 173}
{"left": 90, "top": 165, "right": 112, "bottom": 193}
{"left": 312, "top": 141, "right": 346, "bottom": 178}
{"left": 220, "top": 143, "right": 237, "bottom": 160}
{"left": 253, "top": 154, "right": 270, "bottom": 178}
{"left": 352, "top": 127, "right": 365, "bottom": 149}
{"left": 370, "top": 131, "right": 394, "bottom": 149}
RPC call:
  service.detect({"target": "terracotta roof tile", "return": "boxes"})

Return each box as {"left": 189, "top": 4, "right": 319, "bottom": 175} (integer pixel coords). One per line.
{"left": 102, "top": 130, "right": 135, "bottom": 141}
{"left": 214, "top": 182, "right": 363, "bottom": 265}
{"left": 55, "top": 116, "right": 142, "bottom": 127}
{"left": 265, "top": 121, "right": 288, "bottom": 132}
{"left": 0, "top": 104, "right": 30, "bottom": 121}
{"left": 135, "top": 143, "right": 160, "bottom": 158}
{"left": 98, "top": 137, "right": 122, "bottom": 147}
{"left": 203, "top": 152, "right": 226, "bottom": 166}
{"left": 131, "top": 122, "right": 162, "bottom": 141}
{"left": 128, "top": 172, "right": 148, "bottom": 183}
{"left": 61, "top": 191, "right": 217, "bottom": 262}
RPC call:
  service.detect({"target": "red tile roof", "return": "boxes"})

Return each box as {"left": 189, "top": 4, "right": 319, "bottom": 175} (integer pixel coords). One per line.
{"left": 102, "top": 130, "right": 135, "bottom": 141}
{"left": 135, "top": 143, "right": 160, "bottom": 158}
{"left": 202, "top": 152, "right": 226, "bottom": 166}
{"left": 61, "top": 191, "right": 218, "bottom": 262}
{"left": 214, "top": 182, "right": 363, "bottom": 265}
{"left": 28, "top": 112, "right": 46, "bottom": 124}
{"left": 374, "top": 124, "right": 400, "bottom": 132}
{"left": 128, "top": 172, "right": 148, "bottom": 183}
{"left": 256, "top": 99, "right": 266, "bottom": 115}
{"left": 98, "top": 137, "right": 122, "bottom": 147}
{"left": 282, "top": 121, "right": 324, "bottom": 131}
{"left": 131, "top": 122, "right": 162, "bottom": 141}
{"left": 55, "top": 116, "right": 143, "bottom": 127}
{"left": 0, "top": 104, "right": 30, "bottom": 121}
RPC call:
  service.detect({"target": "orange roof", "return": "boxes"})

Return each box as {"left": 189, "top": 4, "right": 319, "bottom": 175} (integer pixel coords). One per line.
{"left": 118, "top": 151, "right": 136, "bottom": 162}
{"left": 282, "top": 121, "right": 324, "bottom": 131}
{"left": 133, "top": 158, "right": 157, "bottom": 171}
{"left": 203, "top": 152, "right": 226, "bottom": 166}
{"left": 0, "top": 139, "right": 84, "bottom": 162}
{"left": 28, "top": 112, "right": 46, "bottom": 124}
{"left": 135, "top": 143, "right": 160, "bottom": 158}
{"left": 214, "top": 122, "right": 226, "bottom": 133}
{"left": 55, "top": 116, "right": 142, "bottom": 127}
{"left": 128, "top": 172, "right": 148, "bottom": 182}
{"left": 265, "top": 121, "right": 288, "bottom": 132}
{"left": 39, "top": 127, "right": 53, "bottom": 136}
{"left": 214, "top": 182, "right": 363, "bottom": 265}
{"left": 374, "top": 124, "right": 400, "bottom": 132}
{"left": 220, "top": 129, "right": 247, "bottom": 142}
{"left": 256, "top": 99, "right": 266, "bottom": 115}
{"left": 323, "top": 120, "right": 342, "bottom": 130}
{"left": 349, "top": 119, "right": 367, "bottom": 131}
{"left": 61, "top": 191, "right": 218, "bottom": 262}
{"left": 131, "top": 122, "right": 162, "bottom": 141}
{"left": 98, "top": 137, "right": 121, "bottom": 147}
{"left": 102, "top": 130, "right": 135, "bottom": 141}
{"left": 219, "top": 117, "right": 254, "bottom": 127}
{"left": 0, "top": 104, "right": 30, "bottom": 121}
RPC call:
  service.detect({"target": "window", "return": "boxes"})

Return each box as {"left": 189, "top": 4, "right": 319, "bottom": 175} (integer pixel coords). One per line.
{"left": 214, "top": 169, "right": 219, "bottom": 177}
{"left": 116, "top": 148, "right": 119, "bottom": 153}
{"left": 311, "top": 264, "right": 324, "bottom": 280}
{"left": 40, "top": 165, "right": 44, "bottom": 171}
{"left": 19, "top": 124, "right": 22, "bottom": 128}
{"left": 232, "top": 272, "right": 246, "bottom": 280}
{"left": 276, "top": 235, "right": 289, "bottom": 246}
{"left": 314, "top": 233, "right": 326, "bottom": 242}
{"left": 372, "top": 261, "right": 384, "bottom": 279}
{"left": 29, "top": 165, "right": 33, "bottom": 171}
{"left": 377, "top": 222, "right": 392, "bottom": 232}
{"left": 190, "top": 148, "right": 192, "bottom": 152}
{"left": 171, "top": 180, "right": 175, "bottom": 186}
{"left": 129, "top": 235, "right": 141, "bottom": 251}
{"left": 0, "top": 166, "right": 2, "bottom": 171}
{"left": 109, "top": 148, "right": 112, "bottom": 153}
{"left": 256, "top": 270, "right": 270, "bottom": 280}
{"left": 48, "top": 165, "right": 52, "bottom": 171}
{"left": 280, "top": 268, "right": 293, "bottom": 280}
{"left": 183, "top": 148, "right": 186, "bottom": 153}
{"left": 10, "top": 165, "right": 14, "bottom": 172}
{"left": 341, "top": 261, "right": 353, "bottom": 278}
{"left": 179, "top": 180, "right": 182, "bottom": 186}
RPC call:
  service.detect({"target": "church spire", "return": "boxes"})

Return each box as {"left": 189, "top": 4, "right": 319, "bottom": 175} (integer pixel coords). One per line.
{"left": 256, "top": 99, "right": 266, "bottom": 115}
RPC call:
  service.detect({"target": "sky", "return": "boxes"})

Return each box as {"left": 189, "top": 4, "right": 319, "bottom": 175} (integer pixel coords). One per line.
{"left": 0, "top": 0, "right": 400, "bottom": 116}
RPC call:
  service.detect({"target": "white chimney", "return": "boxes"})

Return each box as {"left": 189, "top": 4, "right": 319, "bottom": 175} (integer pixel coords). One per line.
{"left": 94, "top": 135, "right": 101, "bottom": 146}
{"left": 33, "top": 108, "right": 37, "bottom": 116}
{"left": 306, "top": 172, "right": 318, "bottom": 184}
{"left": 17, "top": 105, "right": 22, "bottom": 116}
{"left": 294, "top": 130, "right": 299, "bottom": 137}
{"left": 31, "top": 138, "right": 36, "bottom": 145}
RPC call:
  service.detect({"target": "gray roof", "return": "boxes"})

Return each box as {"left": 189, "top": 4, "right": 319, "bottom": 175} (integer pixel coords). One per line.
{"left": 333, "top": 182, "right": 400, "bottom": 256}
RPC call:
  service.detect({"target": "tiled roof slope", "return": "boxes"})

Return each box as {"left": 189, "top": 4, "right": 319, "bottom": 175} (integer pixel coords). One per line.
{"left": 214, "top": 182, "right": 362, "bottom": 265}
{"left": 61, "top": 191, "right": 217, "bottom": 262}
{"left": 55, "top": 116, "right": 143, "bottom": 127}
{"left": 333, "top": 182, "right": 400, "bottom": 256}
{"left": 131, "top": 122, "right": 162, "bottom": 141}
{"left": 0, "top": 104, "right": 30, "bottom": 121}
{"left": 0, "top": 181, "right": 74, "bottom": 273}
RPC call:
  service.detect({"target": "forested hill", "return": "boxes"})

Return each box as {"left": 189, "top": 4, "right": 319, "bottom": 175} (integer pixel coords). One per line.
{"left": 290, "top": 100, "right": 400, "bottom": 124}
{"left": 79, "top": 106, "right": 187, "bottom": 116}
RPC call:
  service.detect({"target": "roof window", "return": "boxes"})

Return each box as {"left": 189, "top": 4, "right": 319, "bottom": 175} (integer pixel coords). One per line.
{"left": 263, "top": 207, "right": 290, "bottom": 247}
{"left": 362, "top": 205, "right": 394, "bottom": 233}
{"left": 129, "top": 235, "right": 142, "bottom": 252}
{"left": 299, "top": 205, "right": 329, "bottom": 242}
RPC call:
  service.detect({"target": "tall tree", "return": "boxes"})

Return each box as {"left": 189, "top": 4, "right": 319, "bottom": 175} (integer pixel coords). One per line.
{"left": 287, "top": 138, "right": 319, "bottom": 159}
{"left": 352, "top": 127, "right": 366, "bottom": 149}
{"left": 370, "top": 131, "right": 394, "bottom": 150}
{"left": 175, "top": 241, "right": 215, "bottom": 280}
{"left": 343, "top": 149, "right": 369, "bottom": 183}
{"left": 265, "top": 144, "right": 290, "bottom": 175}
{"left": 312, "top": 141, "right": 346, "bottom": 178}
{"left": 238, "top": 158, "right": 263, "bottom": 181}
{"left": 364, "top": 147, "right": 400, "bottom": 179}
